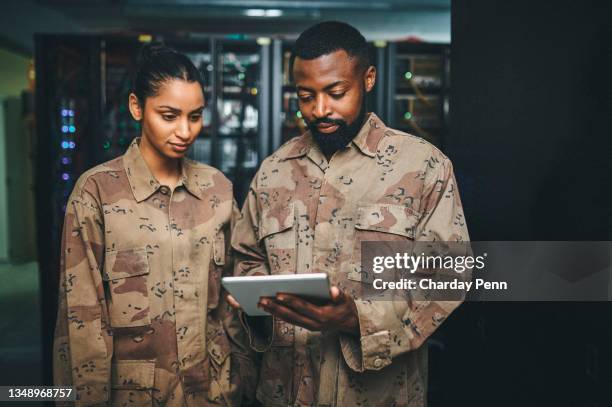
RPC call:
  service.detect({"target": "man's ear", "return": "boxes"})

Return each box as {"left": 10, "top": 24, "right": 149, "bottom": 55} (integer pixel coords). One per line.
{"left": 364, "top": 66, "right": 376, "bottom": 92}
{"left": 128, "top": 93, "right": 143, "bottom": 121}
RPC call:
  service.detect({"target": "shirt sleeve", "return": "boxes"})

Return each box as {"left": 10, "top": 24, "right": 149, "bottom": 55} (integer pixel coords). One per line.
{"left": 53, "top": 186, "right": 113, "bottom": 406}
{"left": 220, "top": 199, "right": 260, "bottom": 405}
{"left": 339, "top": 155, "right": 472, "bottom": 372}
{"left": 230, "top": 178, "right": 276, "bottom": 352}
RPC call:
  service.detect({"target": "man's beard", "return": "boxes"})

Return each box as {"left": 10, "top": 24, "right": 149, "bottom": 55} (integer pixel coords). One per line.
{"left": 306, "top": 103, "right": 367, "bottom": 159}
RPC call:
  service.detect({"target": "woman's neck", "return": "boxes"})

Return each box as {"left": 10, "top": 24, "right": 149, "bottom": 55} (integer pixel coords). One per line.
{"left": 138, "top": 137, "right": 181, "bottom": 189}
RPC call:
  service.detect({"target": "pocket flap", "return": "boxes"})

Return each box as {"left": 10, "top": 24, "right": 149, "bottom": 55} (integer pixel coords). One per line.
{"left": 355, "top": 204, "right": 420, "bottom": 238}
{"left": 103, "top": 247, "right": 150, "bottom": 280}
{"left": 213, "top": 232, "right": 225, "bottom": 266}
{"left": 258, "top": 203, "right": 295, "bottom": 241}
{"left": 111, "top": 360, "right": 155, "bottom": 389}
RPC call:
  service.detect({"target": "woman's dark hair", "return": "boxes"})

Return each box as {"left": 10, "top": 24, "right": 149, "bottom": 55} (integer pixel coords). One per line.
{"left": 132, "top": 42, "right": 203, "bottom": 104}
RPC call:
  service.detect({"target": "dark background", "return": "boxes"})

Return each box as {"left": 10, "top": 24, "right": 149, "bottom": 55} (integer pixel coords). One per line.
{"left": 437, "top": 1, "right": 611, "bottom": 406}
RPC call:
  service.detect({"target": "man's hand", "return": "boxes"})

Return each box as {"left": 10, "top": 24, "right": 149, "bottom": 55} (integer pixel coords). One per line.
{"left": 259, "top": 286, "right": 360, "bottom": 335}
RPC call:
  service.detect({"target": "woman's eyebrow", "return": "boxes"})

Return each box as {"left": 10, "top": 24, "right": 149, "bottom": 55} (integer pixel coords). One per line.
{"left": 157, "top": 105, "right": 181, "bottom": 112}
{"left": 189, "top": 106, "right": 205, "bottom": 114}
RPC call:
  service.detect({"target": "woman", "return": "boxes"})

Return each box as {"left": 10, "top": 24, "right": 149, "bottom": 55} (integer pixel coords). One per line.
{"left": 53, "top": 44, "right": 255, "bottom": 406}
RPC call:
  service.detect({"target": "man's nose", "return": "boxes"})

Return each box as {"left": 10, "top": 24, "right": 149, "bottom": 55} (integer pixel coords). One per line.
{"left": 312, "top": 94, "right": 331, "bottom": 119}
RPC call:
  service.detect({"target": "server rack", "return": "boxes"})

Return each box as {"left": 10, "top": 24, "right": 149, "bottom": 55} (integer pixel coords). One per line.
{"left": 35, "top": 34, "right": 101, "bottom": 384}
{"left": 386, "top": 42, "right": 450, "bottom": 149}
{"left": 211, "top": 39, "right": 264, "bottom": 201}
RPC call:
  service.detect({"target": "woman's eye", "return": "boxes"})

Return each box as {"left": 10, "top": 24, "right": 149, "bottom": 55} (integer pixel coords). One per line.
{"left": 162, "top": 114, "right": 176, "bottom": 121}
{"left": 189, "top": 115, "right": 202, "bottom": 122}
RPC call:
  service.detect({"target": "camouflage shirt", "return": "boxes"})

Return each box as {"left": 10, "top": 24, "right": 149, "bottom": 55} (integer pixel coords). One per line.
{"left": 232, "top": 113, "right": 469, "bottom": 407}
{"left": 53, "top": 138, "right": 256, "bottom": 406}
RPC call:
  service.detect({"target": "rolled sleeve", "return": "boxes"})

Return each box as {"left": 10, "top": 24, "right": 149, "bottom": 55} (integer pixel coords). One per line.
{"left": 339, "top": 299, "right": 393, "bottom": 372}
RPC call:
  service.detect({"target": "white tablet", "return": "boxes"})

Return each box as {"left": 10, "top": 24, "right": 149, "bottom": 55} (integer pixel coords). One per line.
{"left": 222, "top": 273, "right": 331, "bottom": 316}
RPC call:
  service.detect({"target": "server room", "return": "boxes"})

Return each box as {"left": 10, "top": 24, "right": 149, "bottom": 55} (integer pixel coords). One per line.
{"left": 0, "top": 1, "right": 609, "bottom": 406}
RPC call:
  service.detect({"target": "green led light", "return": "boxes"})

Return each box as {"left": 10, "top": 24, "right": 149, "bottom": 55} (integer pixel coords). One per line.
{"left": 118, "top": 137, "right": 126, "bottom": 146}
{"left": 404, "top": 112, "right": 413, "bottom": 120}
{"left": 103, "top": 141, "right": 111, "bottom": 150}
{"left": 238, "top": 73, "right": 245, "bottom": 80}
{"left": 404, "top": 71, "right": 413, "bottom": 80}
{"left": 296, "top": 111, "right": 302, "bottom": 118}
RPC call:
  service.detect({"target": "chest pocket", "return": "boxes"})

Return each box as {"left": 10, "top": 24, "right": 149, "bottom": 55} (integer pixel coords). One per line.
{"left": 258, "top": 203, "right": 296, "bottom": 275}
{"left": 355, "top": 204, "right": 420, "bottom": 239}
{"left": 349, "top": 204, "right": 421, "bottom": 283}
{"left": 103, "top": 247, "right": 151, "bottom": 328}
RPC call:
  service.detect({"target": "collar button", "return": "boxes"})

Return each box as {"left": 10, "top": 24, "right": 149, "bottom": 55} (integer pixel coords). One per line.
{"left": 160, "top": 186, "right": 170, "bottom": 195}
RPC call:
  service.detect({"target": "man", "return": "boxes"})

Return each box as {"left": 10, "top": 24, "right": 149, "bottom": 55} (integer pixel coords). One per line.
{"left": 229, "top": 21, "right": 469, "bottom": 406}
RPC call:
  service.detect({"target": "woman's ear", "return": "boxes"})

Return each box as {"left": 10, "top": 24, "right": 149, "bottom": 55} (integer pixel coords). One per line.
{"left": 128, "top": 93, "right": 143, "bottom": 121}
{"left": 364, "top": 66, "right": 376, "bottom": 92}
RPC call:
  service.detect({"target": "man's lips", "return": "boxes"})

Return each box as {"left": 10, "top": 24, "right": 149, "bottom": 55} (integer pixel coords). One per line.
{"left": 316, "top": 123, "right": 340, "bottom": 133}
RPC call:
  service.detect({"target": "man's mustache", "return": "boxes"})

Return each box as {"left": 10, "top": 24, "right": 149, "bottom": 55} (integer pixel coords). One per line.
{"left": 309, "top": 117, "right": 347, "bottom": 127}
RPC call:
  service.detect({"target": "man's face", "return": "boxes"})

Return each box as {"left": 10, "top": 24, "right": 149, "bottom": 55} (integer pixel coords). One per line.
{"left": 293, "top": 50, "right": 376, "bottom": 153}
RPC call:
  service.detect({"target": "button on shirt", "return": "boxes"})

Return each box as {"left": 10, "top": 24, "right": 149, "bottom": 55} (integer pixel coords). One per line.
{"left": 53, "top": 138, "right": 253, "bottom": 406}
{"left": 232, "top": 113, "right": 470, "bottom": 407}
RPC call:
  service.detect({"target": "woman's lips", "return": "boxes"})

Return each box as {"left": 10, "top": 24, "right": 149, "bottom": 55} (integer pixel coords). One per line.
{"left": 169, "top": 142, "right": 189, "bottom": 152}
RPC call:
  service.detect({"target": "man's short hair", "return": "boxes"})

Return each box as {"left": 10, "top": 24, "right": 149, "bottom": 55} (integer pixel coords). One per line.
{"left": 290, "top": 21, "right": 370, "bottom": 78}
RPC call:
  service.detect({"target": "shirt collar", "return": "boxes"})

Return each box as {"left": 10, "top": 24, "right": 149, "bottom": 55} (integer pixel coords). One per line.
{"left": 180, "top": 160, "right": 205, "bottom": 200}
{"left": 123, "top": 138, "right": 203, "bottom": 202}
{"left": 351, "top": 113, "right": 387, "bottom": 158}
{"left": 279, "top": 112, "right": 387, "bottom": 161}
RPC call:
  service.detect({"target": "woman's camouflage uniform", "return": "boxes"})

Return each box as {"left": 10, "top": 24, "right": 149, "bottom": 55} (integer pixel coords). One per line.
{"left": 54, "top": 139, "right": 256, "bottom": 406}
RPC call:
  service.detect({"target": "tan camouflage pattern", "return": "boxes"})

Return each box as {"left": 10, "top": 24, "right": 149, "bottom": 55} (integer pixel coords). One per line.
{"left": 53, "top": 138, "right": 256, "bottom": 406}
{"left": 232, "top": 113, "right": 470, "bottom": 407}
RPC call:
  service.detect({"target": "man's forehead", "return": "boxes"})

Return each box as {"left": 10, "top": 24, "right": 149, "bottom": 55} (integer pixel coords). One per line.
{"left": 293, "top": 50, "right": 359, "bottom": 82}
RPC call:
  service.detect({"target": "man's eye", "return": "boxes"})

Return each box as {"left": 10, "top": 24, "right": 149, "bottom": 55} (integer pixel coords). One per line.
{"left": 330, "top": 93, "right": 346, "bottom": 99}
{"left": 298, "top": 94, "right": 313, "bottom": 102}
{"left": 162, "top": 114, "right": 177, "bottom": 121}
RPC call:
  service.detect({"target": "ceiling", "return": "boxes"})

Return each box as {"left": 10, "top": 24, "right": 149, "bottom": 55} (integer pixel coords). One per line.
{"left": 1, "top": 0, "right": 450, "bottom": 55}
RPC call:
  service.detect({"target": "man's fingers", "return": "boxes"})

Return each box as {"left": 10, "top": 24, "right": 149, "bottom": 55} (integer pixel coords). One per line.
{"left": 276, "top": 293, "right": 323, "bottom": 321}
{"left": 330, "top": 286, "right": 343, "bottom": 303}
{"left": 226, "top": 294, "right": 241, "bottom": 310}
{"left": 260, "top": 298, "right": 320, "bottom": 331}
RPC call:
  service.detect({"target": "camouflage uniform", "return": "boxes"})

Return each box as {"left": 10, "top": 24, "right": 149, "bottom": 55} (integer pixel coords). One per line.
{"left": 232, "top": 113, "right": 469, "bottom": 407}
{"left": 53, "top": 138, "right": 256, "bottom": 406}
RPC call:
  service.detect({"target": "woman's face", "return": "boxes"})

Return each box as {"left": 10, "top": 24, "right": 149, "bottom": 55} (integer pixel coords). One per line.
{"left": 129, "top": 78, "right": 205, "bottom": 159}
